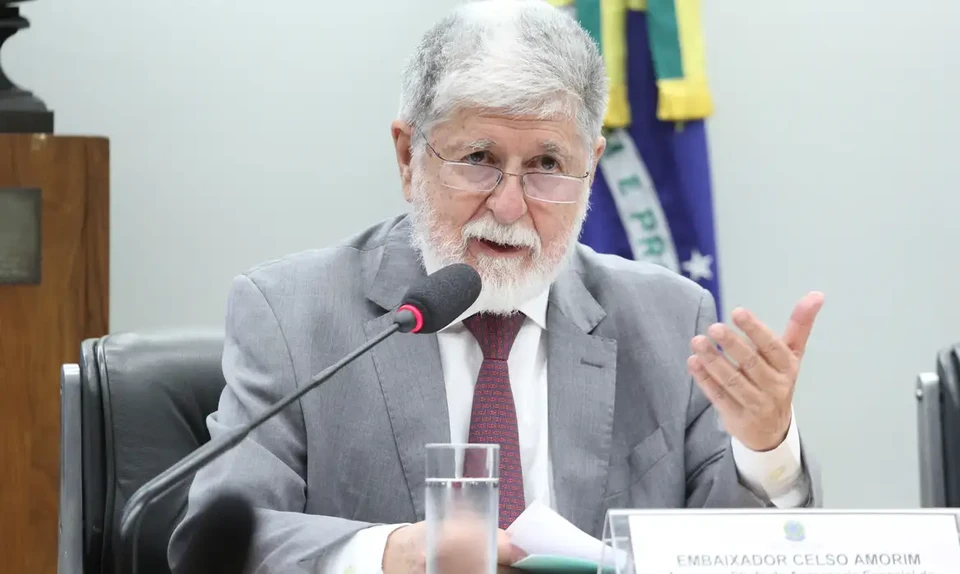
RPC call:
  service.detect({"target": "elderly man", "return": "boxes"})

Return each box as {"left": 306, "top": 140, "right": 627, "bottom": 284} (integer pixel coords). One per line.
{"left": 169, "top": 0, "right": 823, "bottom": 572}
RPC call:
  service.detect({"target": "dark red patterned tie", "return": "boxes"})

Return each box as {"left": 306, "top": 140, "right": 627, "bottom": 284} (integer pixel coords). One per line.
{"left": 462, "top": 312, "right": 527, "bottom": 529}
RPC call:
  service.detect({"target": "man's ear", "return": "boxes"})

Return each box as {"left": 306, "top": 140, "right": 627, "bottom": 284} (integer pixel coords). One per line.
{"left": 589, "top": 135, "right": 606, "bottom": 185}
{"left": 391, "top": 120, "right": 414, "bottom": 202}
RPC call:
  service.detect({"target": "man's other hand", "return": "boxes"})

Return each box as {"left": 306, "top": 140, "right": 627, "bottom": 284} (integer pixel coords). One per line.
{"left": 382, "top": 520, "right": 526, "bottom": 574}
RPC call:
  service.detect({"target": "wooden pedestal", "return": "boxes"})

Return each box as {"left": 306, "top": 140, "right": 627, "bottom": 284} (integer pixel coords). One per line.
{"left": 0, "top": 134, "right": 109, "bottom": 574}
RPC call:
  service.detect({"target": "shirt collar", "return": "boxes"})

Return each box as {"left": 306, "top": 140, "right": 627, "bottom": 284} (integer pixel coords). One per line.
{"left": 440, "top": 286, "right": 549, "bottom": 333}
{"left": 421, "top": 254, "right": 550, "bottom": 331}
{"left": 515, "top": 287, "right": 549, "bottom": 329}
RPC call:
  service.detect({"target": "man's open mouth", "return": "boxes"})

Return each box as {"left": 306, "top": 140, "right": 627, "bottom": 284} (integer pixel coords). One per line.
{"left": 477, "top": 238, "right": 525, "bottom": 254}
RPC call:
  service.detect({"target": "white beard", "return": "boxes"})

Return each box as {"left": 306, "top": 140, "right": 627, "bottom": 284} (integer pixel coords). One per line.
{"left": 408, "top": 167, "right": 586, "bottom": 315}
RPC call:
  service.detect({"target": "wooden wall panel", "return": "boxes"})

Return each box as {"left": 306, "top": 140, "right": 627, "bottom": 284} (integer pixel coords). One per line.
{"left": 0, "top": 134, "right": 109, "bottom": 574}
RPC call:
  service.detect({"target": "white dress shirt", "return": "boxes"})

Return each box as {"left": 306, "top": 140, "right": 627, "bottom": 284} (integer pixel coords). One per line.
{"left": 322, "top": 289, "right": 809, "bottom": 573}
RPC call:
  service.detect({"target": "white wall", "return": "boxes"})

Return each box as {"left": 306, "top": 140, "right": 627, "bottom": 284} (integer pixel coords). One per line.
{"left": 9, "top": 0, "right": 459, "bottom": 330}
{"left": 10, "top": 0, "right": 960, "bottom": 508}
{"left": 702, "top": 0, "right": 960, "bottom": 507}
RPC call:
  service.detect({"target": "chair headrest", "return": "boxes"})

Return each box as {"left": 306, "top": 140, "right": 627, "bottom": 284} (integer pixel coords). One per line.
{"left": 98, "top": 330, "right": 226, "bottom": 414}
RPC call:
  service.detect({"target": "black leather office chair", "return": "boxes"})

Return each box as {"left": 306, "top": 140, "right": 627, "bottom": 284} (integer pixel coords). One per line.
{"left": 916, "top": 343, "right": 960, "bottom": 507}
{"left": 58, "top": 331, "right": 226, "bottom": 574}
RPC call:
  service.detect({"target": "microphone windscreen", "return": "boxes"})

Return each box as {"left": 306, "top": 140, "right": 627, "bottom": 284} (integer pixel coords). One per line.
{"left": 179, "top": 492, "right": 255, "bottom": 574}
{"left": 400, "top": 263, "right": 482, "bottom": 334}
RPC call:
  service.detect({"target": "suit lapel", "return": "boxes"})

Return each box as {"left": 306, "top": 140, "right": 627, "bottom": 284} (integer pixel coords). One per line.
{"left": 547, "top": 266, "right": 618, "bottom": 536}
{"left": 363, "top": 217, "right": 450, "bottom": 521}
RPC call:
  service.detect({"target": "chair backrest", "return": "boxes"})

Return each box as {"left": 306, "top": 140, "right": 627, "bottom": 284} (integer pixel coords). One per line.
{"left": 937, "top": 344, "right": 960, "bottom": 506}
{"left": 916, "top": 371, "right": 944, "bottom": 506}
{"left": 59, "top": 331, "right": 226, "bottom": 574}
{"left": 916, "top": 343, "right": 960, "bottom": 508}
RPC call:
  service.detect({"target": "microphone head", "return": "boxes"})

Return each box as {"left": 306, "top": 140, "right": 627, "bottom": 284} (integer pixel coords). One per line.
{"left": 396, "top": 263, "right": 482, "bottom": 334}
{"left": 179, "top": 492, "right": 255, "bottom": 574}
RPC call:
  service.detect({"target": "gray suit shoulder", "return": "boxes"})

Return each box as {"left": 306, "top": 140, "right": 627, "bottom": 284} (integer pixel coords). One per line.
{"left": 232, "top": 215, "right": 405, "bottom": 302}
{"left": 573, "top": 243, "right": 710, "bottom": 310}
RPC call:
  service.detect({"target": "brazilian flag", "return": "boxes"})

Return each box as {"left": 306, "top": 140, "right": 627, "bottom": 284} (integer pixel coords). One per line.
{"left": 550, "top": 0, "right": 722, "bottom": 311}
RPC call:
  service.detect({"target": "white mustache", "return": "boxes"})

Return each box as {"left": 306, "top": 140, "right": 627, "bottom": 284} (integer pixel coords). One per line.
{"left": 461, "top": 217, "right": 541, "bottom": 252}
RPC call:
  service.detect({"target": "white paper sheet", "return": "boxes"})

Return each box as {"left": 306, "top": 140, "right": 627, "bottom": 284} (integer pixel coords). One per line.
{"left": 506, "top": 501, "right": 624, "bottom": 570}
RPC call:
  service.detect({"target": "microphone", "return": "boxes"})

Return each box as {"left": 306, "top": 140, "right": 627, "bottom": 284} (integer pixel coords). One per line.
{"left": 396, "top": 263, "right": 482, "bottom": 334}
{"left": 178, "top": 493, "right": 255, "bottom": 574}
{"left": 118, "top": 263, "right": 482, "bottom": 574}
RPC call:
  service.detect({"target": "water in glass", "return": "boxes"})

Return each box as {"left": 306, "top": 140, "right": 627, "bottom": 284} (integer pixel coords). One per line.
{"left": 425, "top": 476, "right": 499, "bottom": 574}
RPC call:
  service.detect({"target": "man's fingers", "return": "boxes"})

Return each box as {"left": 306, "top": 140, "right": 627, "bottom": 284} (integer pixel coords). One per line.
{"left": 496, "top": 529, "right": 526, "bottom": 565}
{"left": 706, "top": 323, "right": 780, "bottom": 390}
{"left": 781, "top": 291, "right": 825, "bottom": 359}
{"left": 688, "top": 354, "right": 744, "bottom": 418}
{"left": 730, "top": 308, "right": 794, "bottom": 373}
{"left": 691, "top": 335, "right": 759, "bottom": 406}
{"left": 434, "top": 523, "right": 521, "bottom": 574}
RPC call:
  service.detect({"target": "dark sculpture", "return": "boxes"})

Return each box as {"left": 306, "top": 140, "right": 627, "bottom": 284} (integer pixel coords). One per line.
{"left": 0, "top": 0, "right": 53, "bottom": 133}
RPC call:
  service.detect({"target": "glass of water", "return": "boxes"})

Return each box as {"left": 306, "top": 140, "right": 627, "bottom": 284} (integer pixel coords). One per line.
{"left": 425, "top": 443, "right": 499, "bottom": 574}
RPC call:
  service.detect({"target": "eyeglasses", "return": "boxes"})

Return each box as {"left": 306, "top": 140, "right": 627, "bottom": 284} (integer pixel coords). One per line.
{"left": 422, "top": 139, "right": 589, "bottom": 205}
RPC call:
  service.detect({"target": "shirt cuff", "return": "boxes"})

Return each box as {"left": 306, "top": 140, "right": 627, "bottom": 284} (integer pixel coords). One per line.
{"left": 730, "top": 409, "right": 810, "bottom": 508}
{"left": 320, "top": 523, "right": 409, "bottom": 574}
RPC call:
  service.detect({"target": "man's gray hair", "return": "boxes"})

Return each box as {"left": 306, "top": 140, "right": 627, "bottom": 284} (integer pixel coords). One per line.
{"left": 398, "top": 0, "right": 608, "bottom": 149}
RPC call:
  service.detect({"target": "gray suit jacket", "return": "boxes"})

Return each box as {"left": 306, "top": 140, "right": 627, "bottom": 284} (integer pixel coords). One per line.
{"left": 168, "top": 214, "right": 820, "bottom": 573}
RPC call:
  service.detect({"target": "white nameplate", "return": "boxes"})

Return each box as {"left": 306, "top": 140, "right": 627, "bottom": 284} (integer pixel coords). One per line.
{"left": 627, "top": 511, "right": 960, "bottom": 574}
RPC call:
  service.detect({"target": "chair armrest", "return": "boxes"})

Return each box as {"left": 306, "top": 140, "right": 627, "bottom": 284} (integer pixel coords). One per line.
{"left": 58, "top": 364, "right": 84, "bottom": 574}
